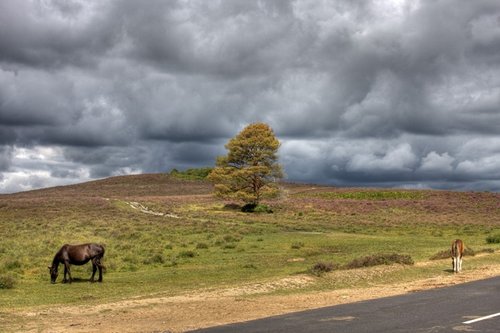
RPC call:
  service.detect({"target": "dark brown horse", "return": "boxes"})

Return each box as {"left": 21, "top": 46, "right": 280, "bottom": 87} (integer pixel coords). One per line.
{"left": 48, "top": 243, "right": 105, "bottom": 284}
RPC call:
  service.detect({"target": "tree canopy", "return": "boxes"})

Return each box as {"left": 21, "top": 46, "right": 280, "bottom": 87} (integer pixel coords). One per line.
{"left": 208, "top": 123, "right": 283, "bottom": 205}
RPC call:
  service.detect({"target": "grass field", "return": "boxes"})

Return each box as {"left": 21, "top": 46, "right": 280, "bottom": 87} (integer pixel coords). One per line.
{"left": 1, "top": 174, "right": 499, "bottom": 311}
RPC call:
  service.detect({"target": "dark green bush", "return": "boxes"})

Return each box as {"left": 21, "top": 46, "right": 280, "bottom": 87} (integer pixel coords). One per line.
{"left": 486, "top": 234, "right": 500, "bottom": 244}
{"left": 169, "top": 167, "right": 213, "bottom": 180}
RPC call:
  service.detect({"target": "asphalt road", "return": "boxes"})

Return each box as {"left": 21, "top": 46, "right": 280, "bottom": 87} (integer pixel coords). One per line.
{"left": 189, "top": 276, "right": 500, "bottom": 333}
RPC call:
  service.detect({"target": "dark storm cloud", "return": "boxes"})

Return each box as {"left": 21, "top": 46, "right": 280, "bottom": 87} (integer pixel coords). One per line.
{"left": 1, "top": 0, "right": 500, "bottom": 193}
{"left": 0, "top": 0, "right": 119, "bottom": 69}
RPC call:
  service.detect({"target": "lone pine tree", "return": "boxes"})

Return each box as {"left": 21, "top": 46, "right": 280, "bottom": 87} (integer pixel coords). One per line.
{"left": 208, "top": 123, "right": 283, "bottom": 207}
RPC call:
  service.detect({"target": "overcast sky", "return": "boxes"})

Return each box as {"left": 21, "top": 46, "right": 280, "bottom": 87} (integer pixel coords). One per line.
{"left": 1, "top": 0, "right": 500, "bottom": 193}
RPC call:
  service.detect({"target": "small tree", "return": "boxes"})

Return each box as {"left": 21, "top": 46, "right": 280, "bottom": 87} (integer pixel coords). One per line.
{"left": 208, "top": 123, "right": 283, "bottom": 206}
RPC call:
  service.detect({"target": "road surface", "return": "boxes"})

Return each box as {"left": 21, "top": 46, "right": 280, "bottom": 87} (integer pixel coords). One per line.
{"left": 190, "top": 276, "right": 500, "bottom": 333}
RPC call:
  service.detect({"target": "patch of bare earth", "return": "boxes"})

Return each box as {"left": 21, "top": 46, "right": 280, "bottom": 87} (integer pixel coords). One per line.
{"left": 8, "top": 260, "right": 500, "bottom": 333}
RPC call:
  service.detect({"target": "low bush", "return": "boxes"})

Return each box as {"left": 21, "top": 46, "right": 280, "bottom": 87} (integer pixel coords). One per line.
{"left": 241, "top": 203, "right": 273, "bottom": 213}
{"left": 291, "top": 242, "right": 304, "bottom": 249}
{"left": 345, "top": 253, "right": 414, "bottom": 269}
{"left": 309, "top": 262, "right": 339, "bottom": 276}
{"left": 169, "top": 167, "right": 213, "bottom": 180}
{"left": 178, "top": 250, "right": 196, "bottom": 258}
{"left": 0, "top": 274, "right": 16, "bottom": 289}
{"left": 486, "top": 234, "right": 500, "bottom": 244}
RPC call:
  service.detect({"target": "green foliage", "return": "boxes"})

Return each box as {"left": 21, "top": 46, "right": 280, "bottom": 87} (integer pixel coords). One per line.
{"left": 486, "top": 233, "right": 500, "bottom": 244}
{"left": 208, "top": 123, "right": 283, "bottom": 204}
{"left": 169, "top": 167, "right": 213, "bottom": 180}
{"left": 241, "top": 203, "right": 273, "bottom": 213}
{"left": 302, "top": 190, "right": 425, "bottom": 200}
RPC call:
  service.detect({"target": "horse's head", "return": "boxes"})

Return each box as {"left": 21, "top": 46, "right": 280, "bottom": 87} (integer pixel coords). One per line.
{"left": 48, "top": 266, "right": 58, "bottom": 284}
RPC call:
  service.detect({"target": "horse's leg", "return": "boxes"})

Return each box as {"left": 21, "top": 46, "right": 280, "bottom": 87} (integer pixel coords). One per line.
{"left": 63, "top": 265, "right": 68, "bottom": 283}
{"left": 459, "top": 256, "right": 463, "bottom": 272}
{"left": 90, "top": 259, "right": 97, "bottom": 282}
{"left": 96, "top": 257, "right": 103, "bottom": 282}
{"left": 64, "top": 262, "right": 73, "bottom": 283}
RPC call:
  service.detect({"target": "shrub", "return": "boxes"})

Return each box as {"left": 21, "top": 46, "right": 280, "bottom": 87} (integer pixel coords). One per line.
{"left": 241, "top": 203, "right": 257, "bottom": 212}
{"left": 291, "top": 242, "right": 304, "bottom": 249}
{"left": 169, "top": 167, "right": 213, "bottom": 180}
{"left": 486, "top": 234, "right": 500, "bottom": 244}
{"left": 178, "top": 250, "right": 196, "bottom": 258}
{"left": 0, "top": 275, "right": 16, "bottom": 289}
{"left": 345, "top": 253, "right": 414, "bottom": 269}
{"left": 309, "top": 262, "right": 339, "bottom": 276}
{"left": 254, "top": 204, "right": 273, "bottom": 213}
{"left": 241, "top": 203, "right": 273, "bottom": 213}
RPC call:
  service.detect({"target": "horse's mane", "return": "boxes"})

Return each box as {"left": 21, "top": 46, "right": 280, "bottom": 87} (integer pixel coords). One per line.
{"left": 51, "top": 247, "right": 63, "bottom": 269}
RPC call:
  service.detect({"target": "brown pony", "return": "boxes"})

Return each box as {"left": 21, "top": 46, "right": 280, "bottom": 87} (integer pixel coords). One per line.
{"left": 451, "top": 239, "right": 464, "bottom": 273}
{"left": 48, "top": 243, "right": 105, "bottom": 283}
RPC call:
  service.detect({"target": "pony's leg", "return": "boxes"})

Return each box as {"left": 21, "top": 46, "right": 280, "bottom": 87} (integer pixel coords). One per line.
{"left": 63, "top": 265, "right": 68, "bottom": 283}
{"left": 453, "top": 257, "right": 457, "bottom": 273}
{"left": 96, "top": 258, "right": 103, "bottom": 282}
{"left": 64, "top": 262, "right": 73, "bottom": 283}
{"left": 90, "top": 258, "right": 96, "bottom": 280}
{"left": 90, "top": 262, "right": 97, "bottom": 282}
{"left": 459, "top": 256, "right": 463, "bottom": 272}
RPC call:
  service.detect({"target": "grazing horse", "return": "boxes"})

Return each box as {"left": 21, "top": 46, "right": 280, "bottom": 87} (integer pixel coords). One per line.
{"left": 48, "top": 243, "right": 105, "bottom": 284}
{"left": 451, "top": 239, "right": 464, "bottom": 273}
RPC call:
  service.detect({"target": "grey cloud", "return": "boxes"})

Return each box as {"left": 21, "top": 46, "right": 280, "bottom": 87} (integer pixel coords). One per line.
{"left": 0, "top": 146, "right": 12, "bottom": 171}
{"left": 0, "top": 0, "right": 120, "bottom": 69}
{"left": 1, "top": 0, "right": 500, "bottom": 193}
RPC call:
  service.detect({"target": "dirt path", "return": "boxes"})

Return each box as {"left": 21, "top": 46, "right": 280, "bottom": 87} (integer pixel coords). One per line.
{"left": 8, "top": 261, "right": 500, "bottom": 333}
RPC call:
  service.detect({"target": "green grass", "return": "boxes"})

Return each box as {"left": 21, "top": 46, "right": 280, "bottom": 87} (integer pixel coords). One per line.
{"left": 0, "top": 174, "right": 499, "bottom": 311}
{"left": 298, "top": 190, "right": 426, "bottom": 200}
